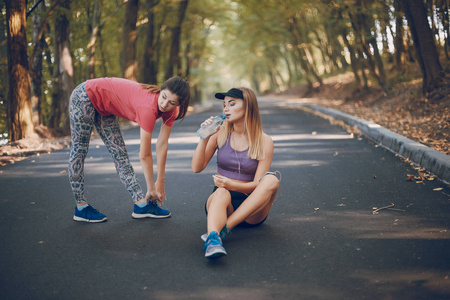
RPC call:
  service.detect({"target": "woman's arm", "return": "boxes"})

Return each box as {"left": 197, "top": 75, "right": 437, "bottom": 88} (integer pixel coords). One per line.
{"left": 191, "top": 128, "right": 219, "bottom": 173}
{"left": 154, "top": 123, "right": 173, "bottom": 203}
{"left": 139, "top": 128, "right": 157, "bottom": 200}
{"left": 213, "top": 134, "right": 274, "bottom": 194}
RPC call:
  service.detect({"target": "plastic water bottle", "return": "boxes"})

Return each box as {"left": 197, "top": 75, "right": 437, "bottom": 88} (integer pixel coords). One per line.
{"left": 197, "top": 114, "right": 226, "bottom": 139}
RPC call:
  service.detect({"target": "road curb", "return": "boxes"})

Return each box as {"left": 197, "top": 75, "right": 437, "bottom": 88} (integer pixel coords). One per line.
{"left": 294, "top": 103, "right": 450, "bottom": 184}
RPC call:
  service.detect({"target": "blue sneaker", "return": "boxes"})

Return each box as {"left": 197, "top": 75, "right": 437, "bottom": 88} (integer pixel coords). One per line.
{"left": 73, "top": 205, "right": 107, "bottom": 223}
{"left": 201, "top": 225, "right": 231, "bottom": 242}
{"left": 132, "top": 201, "right": 171, "bottom": 219}
{"left": 203, "top": 231, "right": 227, "bottom": 258}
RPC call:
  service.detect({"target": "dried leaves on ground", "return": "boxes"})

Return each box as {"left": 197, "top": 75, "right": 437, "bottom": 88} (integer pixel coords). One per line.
{"left": 0, "top": 125, "right": 70, "bottom": 167}
{"left": 272, "top": 72, "right": 450, "bottom": 156}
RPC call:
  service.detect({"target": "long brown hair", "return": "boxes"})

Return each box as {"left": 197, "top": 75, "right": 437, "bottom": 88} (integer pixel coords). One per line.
{"left": 217, "top": 87, "right": 265, "bottom": 160}
{"left": 140, "top": 77, "right": 190, "bottom": 120}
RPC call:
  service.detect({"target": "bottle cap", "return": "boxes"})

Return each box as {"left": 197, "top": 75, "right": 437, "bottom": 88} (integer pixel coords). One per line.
{"left": 220, "top": 114, "right": 226, "bottom": 119}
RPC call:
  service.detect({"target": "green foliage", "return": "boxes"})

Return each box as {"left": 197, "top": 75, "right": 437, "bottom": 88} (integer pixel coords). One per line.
{"left": 0, "top": 0, "right": 446, "bottom": 138}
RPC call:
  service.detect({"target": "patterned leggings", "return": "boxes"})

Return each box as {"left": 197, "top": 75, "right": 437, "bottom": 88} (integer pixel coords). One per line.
{"left": 68, "top": 82, "right": 145, "bottom": 204}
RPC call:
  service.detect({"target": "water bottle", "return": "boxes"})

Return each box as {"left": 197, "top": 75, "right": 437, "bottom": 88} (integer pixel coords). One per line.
{"left": 197, "top": 114, "right": 226, "bottom": 139}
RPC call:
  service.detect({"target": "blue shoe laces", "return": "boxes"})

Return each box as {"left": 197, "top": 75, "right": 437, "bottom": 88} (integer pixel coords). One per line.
{"left": 203, "top": 232, "right": 222, "bottom": 250}
{"left": 220, "top": 225, "right": 231, "bottom": 239}
{"left": 84, "top": 206, "right": 101, "bottom": 219}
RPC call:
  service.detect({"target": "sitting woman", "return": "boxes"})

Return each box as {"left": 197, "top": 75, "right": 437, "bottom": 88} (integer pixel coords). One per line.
{"left": 191, "top": 87, "right": 280, "bottom": 258}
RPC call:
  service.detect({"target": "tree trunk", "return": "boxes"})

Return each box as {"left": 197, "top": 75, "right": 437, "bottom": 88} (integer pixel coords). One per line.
{"left": 357, "top": 49, "right": 369, "bottom": 89}
{"left": 352, "top": 1, "right": 387, "bottom": 92}
{"left": 341, "top": 31, "right": 362, "bottom": 88}
{"left": 98, "top": 30, "right": 108, "bottom": 77}
{"left": 122, "top": 0, "right": 139, "bottom": 81}
{"left": 303, "top": 46, "right": 323, "bottom": 85}
{"left": 86, "top": 0, "right": 102, "bottom": 80}
{"left": 30, "top": 0, "right": 46, "bottom": 126}
{"left": 51, "top": 0, "right": 75, "bottom": 135}
{"left": 394, "top": 0, "right": 405, "bottom": 70}
{"left": 288, "top": 17, "right": 318, "bottom": 90}
{"left": 142, "top": 0, "right": 158, "bottom": 84}
{"left": 335, "top": 8, "right": 362, "bottom": 87}
{"left": 150, "top": 6, "right": 169, "bottom": 82}
{"left": 184, "top": 40, "right": 191, "bottom": 78}
{"left": 281, "top": 47, "right": 293, "bottom": 88}
{"left": 6, "top": 0, "right": 35, "bottom": 141}
{"left": 0, "top": 0, "right": 9, "bottom": 135}
{"left": 438, "top": 0, "right": 449, "bottom": 59}
{"left": 165, "top": 0, "right": 189, "bottom": 79}
{"left": 402, "top": 0, "right": 444, "bottom": 94}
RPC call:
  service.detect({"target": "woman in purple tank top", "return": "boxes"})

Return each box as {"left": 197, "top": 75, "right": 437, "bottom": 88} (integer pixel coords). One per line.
{"left": 192, "top": 87, "right": 280, "bottom": 259}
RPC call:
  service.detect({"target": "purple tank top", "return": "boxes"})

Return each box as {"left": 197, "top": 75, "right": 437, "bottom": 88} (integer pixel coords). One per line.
{"left": 217, "top": 137, "right": 258, "bottom": 181}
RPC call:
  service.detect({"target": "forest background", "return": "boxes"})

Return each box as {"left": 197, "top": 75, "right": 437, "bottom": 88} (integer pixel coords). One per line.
{"left": 1, "top": 0, "right": 449, "bottom": 161}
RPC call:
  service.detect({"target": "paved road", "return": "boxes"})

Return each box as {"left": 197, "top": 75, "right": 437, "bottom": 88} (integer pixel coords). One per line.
{"left": 0, "top": 98, "right": 449, "bottom": 300}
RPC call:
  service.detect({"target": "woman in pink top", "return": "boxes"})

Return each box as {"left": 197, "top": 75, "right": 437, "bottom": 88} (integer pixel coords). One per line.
{"left": 191, "top": 87, "right": 281, "bottom": 258}
{"left": 68, "top": 77, "right": 190, "bottom": 223}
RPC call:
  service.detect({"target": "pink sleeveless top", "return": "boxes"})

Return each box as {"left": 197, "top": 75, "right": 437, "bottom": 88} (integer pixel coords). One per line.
{"left": 217, "top": 137, "right": 258, "bottom": 181}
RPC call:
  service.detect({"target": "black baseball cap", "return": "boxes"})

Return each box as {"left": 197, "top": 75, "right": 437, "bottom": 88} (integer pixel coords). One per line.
{"left": 215, "top": 88, "right": 243, "bottom": 100}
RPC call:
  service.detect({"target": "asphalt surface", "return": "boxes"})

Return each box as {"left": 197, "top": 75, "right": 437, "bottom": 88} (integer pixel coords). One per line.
{"left": 0, "top": 97, "right": 449, "bottom": 300}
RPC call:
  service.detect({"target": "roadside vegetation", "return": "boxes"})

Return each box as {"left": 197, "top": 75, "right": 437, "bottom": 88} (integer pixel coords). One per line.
{"left": 1, "top": 0, "right": 448, "bottom": 164}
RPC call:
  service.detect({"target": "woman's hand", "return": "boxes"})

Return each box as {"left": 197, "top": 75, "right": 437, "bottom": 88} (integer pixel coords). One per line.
{"left": 154, "top": 180, "right": 166, "bottom": 205}
{"left": 200, "top": 116, "right": 214, "bottom": 128}
{"left": 200, "top": 117, "right": 221, "bottom": 137}
{"left": 212, "top": 174, "right": 230, "bottom": 189}
{"left": 145, "top": 190, "right": 159, "bottom": 202}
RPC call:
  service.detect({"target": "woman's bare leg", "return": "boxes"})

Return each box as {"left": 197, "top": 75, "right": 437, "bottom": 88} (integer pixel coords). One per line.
{"left": 226, "top": 175, "right": 279, "bottom": 230}
{"left": 206, "top": 188, "right": 233, "bottom": 234}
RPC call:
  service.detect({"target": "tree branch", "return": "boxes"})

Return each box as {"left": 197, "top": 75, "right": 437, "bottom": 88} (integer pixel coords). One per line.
{"left": 26, "top": 0, "right": 45, "bottom": 19}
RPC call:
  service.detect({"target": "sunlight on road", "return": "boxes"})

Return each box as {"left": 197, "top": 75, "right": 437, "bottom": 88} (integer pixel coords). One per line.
{"left": 352, "top": 269, "right": 450, "bottom": 295}
{"left": 287, "top": 210, "right": 450, "bottom": 240}
{"left": 125, "top": 135, "right": 199, "bottom": 146}
{"left": 124, "top": 132, "right": 354, "bottom": 146}
{"left": 272, "top": 133, "right": 354, "bottom": 141}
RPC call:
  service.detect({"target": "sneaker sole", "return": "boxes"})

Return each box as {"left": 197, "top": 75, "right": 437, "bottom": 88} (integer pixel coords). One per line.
{"left": 73, "top": 216, "right": 107, "bottom": 223}
{"left": 132, "top": 212, "right": 171, "bottom": 219}
{"left": 201, "top": 233, "right": 207, "bottom": 242}
{"left": 205, "top": 249, "right": 227, "bottom": 258}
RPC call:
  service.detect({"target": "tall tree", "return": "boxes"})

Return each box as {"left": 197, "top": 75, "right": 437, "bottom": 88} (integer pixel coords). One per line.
{"left": 402, "top": 0, "right": 444, "bottom": 94}
{"left": 86, "top": 0, "right": 102, "bottom": 79}
{"left": 348, "top": 2, "right": 387, "bottom": 93}
{"left": 142, "top": 0, "right": 160, "bottom": 84}
{"left": 122, "top": 0, "right": 139, "bottom": 81}
{"left": 437, "top": 0, "right": 450, "bottom": 59}
{"left": 30, "top": 0, "right": 46, "bottom": 125}
{"left": 0, "top": 0, "right": 9, "bottom": 134}
{"left": 51, "top": 0, "right": 75, "bottom": 135}
{"left": 393, "top": 0, "right": 406, "bottom": 70}
{"left": 165, "top": 0, "right": 189, "bottom": 79}
{"left": 6, "top": 0, "right": 35, "bottom": 141}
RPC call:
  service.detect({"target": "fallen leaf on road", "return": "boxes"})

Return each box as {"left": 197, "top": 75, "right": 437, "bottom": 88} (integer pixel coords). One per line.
{"left": 433, "top": 187, "right": 443, "bottom": 191}
{"left": 373, "top": 203, "right": 395, "bottom": 214}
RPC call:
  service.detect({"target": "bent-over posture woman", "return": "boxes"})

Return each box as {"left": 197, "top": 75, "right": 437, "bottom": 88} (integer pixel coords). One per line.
{"left": 69, "top": 77, "right": 190, "bottom": 222}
